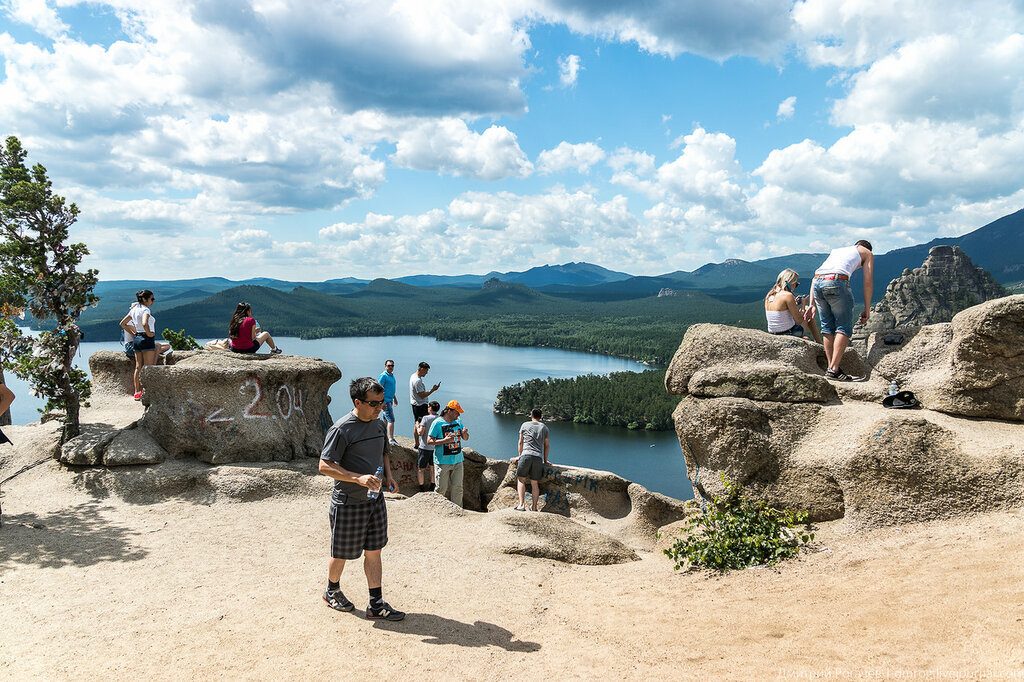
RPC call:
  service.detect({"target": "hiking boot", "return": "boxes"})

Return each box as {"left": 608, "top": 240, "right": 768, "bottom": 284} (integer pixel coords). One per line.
{"left": 366, "top": 601, "right": 405, "bottom": 621}
{"left": 825, "top": 368, "right": 853, "bottom": 381}
{"left": 323, "top": 588, "right": 354, "bottom": 612}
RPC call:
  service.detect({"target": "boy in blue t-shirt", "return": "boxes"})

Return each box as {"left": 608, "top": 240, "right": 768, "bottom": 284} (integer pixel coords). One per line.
{"left": 426, "top": 400, "right": 469, "bottom": 508}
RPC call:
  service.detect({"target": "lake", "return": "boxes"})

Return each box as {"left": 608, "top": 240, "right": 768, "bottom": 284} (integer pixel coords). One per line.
{"left": 3, "top": 334, "right": 693, "bottom": 500}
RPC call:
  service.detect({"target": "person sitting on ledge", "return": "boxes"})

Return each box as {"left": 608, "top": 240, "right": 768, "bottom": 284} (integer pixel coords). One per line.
{"left": 228, "top": 302, "right": 282, "bottom": 355}
{"left": 764, "top": 269, "right": 821, "bottom": 343}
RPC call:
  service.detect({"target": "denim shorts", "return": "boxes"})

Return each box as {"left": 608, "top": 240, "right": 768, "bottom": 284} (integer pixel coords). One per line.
{"left": 813, "top": 278, "right": 855, "bottom": 337}
{"left": 380, "top": 402, "right": 395, "bottom": 423}
{"left": 771, "top": 324, "right": 805, "bottom": 338}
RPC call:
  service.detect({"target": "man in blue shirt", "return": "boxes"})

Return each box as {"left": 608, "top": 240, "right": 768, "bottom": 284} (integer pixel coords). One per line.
{"left": 377, "top": 359, "right": 398, "bottom": 445}
{"left": 427, "top": 400, "right": 469, "bottom": 508}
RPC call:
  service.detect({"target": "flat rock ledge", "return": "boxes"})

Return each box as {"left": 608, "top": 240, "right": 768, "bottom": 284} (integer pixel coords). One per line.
{"left": 667, "top": 296, "right": 1024, "bottom": 529}
{"left": 75, "top": 351, "right": 341, "bottom": 465}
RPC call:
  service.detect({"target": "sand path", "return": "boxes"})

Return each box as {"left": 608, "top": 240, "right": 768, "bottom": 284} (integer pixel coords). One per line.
{"left": 2, "top": 447, "right": 1023, "bottom": 680}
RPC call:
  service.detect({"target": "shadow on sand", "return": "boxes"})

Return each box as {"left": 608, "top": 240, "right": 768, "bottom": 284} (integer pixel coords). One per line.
{"left": 0, "top": 499, "right": 148, "bottom": 569}
{"left": 371, "top": 613, "right": 541, "bottom": 652}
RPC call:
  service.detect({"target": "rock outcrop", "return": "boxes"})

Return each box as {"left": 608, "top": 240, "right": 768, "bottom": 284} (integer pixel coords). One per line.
{"left": 667, "top": 296, "right": 1024, "bottom": 528}
{"left": 87, "top": 350, "right": 341, "bottom": 464}
{"left": 861, "top": 246, "right": 1006, "bottom": 333}
{"left": 488, "top": 461, "right": 689, "bottom": 549}
{"left": 876, "top": 295, "right": 1024, "bottom": 421}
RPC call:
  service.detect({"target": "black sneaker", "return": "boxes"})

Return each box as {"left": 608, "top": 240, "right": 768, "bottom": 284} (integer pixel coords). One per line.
{"left": 366, "top": 601, "right": 405, "bottom": 621}
{"left": 324, "top": 588, "right": 354, "bottom": 612}
{"left": 825, "top": 367, "right": 854, "bottom": 381}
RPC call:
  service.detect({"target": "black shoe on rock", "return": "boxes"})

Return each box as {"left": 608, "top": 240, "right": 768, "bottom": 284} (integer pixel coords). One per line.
{"left": 825, "top": 367, "right": 854, "bottom": 381}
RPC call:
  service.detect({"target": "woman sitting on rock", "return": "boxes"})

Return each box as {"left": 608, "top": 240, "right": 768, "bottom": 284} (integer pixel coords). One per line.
{"left": 228, "top": 302, "right": 282, "bottom": 355}
{"left": 765, "top": 269, "right": 821, "bottom": 343}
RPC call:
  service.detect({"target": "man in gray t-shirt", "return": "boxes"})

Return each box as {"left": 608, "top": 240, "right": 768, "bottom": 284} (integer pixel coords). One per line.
{"left": 511, "top": 408, "right": 550, "bottom": 511}
{"left": 319, "top": 377, "right": 404, "bottom": 621}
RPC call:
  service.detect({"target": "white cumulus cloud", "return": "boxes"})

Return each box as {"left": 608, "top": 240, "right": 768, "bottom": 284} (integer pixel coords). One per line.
{"left": 776, "top": 96, "right": 796, "bottom": 119}
{"left": 558, "top": 54, "right": 581, "bottom": 87}
{"left": 391, "top": 119, "right": 533, "bottom": 180}
{"left": 536, "top": 141, "right": 606, "bottom": 174}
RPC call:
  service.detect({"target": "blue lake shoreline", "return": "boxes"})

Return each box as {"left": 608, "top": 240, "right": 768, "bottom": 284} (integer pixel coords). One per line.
{"left": 3, "top": 334, "right": 693, "bottom": 500}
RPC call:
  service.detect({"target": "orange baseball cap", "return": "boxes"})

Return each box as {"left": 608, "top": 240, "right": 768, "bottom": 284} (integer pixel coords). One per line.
{"left": 446, "top": 400, "right": 465, "bottom": 414}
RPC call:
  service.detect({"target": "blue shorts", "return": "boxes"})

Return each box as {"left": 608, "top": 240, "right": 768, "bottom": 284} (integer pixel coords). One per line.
{"left": 813, "top": 278, "right": 855, "bottom": 337}
{"left": 380, "top": 402, "right": 395, "bottom": 424}
{"left": 771, "top": 324, "right": 805, "bottom": 338}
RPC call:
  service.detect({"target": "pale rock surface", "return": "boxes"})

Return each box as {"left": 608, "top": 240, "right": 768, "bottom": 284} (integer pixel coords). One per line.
{"left": 669, "top": 297, "right": 1024, "bottom": 528}
{"left": 859, "top": 245, "right": 1005, "bottom": 334}
{"left": 876, "top": 295, "right": 1024, "bottom": 421}
{"left": 137, "top": 351, "right": 341, "bottom": 463}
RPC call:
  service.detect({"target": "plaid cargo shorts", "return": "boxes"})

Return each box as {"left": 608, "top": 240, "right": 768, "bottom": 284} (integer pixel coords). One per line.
{"left": 329, "top": 495, "right": 388, "bottom": 560}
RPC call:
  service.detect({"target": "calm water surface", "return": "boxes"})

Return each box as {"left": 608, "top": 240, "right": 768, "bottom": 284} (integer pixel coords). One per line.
{"left": 4, "top": 335, "right": 692, "bottom": 500}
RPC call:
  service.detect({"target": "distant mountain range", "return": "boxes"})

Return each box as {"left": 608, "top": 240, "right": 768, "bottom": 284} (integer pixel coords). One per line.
{"left": 75, "top": 207, "right": 1023, "bottom": 339}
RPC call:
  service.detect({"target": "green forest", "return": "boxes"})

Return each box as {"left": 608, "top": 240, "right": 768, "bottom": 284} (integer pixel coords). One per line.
{"left": 78, "top": 279, "right": 765, "bottom": 364}
{"left": 494, "top": 369, "right": 679, "bottom": 430}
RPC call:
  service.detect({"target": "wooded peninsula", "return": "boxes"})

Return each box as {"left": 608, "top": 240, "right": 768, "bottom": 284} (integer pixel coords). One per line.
{"left": 494, "top": 369, "right": 678, "bottom": 430}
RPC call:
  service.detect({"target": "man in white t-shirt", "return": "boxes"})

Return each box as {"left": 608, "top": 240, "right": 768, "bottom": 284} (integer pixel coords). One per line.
{"left": 409, "top": 362, "right": 440, "bottom": 449}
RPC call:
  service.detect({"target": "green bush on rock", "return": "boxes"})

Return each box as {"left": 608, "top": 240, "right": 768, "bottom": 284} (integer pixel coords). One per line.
{"left": 664, "top": 476, "right": 814, "bottom": 571}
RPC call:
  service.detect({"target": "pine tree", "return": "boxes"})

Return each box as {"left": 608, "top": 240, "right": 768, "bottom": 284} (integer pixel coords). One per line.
{"left": 0, "top": 136, "right": 99, "bottom": 443}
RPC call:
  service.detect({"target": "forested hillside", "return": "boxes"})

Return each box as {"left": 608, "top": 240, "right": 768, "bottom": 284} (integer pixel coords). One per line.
{"left": 78, "top": 280, "right": 764, "bottom": 364}
{"left": 494, "top": 370, "right": 677, "bottom": 430}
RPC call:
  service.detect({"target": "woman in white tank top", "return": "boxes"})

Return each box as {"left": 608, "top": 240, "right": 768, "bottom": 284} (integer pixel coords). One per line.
{"left": 764, "top": 269, "right": 821, "bottom": 343}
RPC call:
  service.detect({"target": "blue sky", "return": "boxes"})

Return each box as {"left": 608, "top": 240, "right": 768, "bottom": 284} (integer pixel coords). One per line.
{"left": 2, "top": 0, "right": 1023, "bottom": 280}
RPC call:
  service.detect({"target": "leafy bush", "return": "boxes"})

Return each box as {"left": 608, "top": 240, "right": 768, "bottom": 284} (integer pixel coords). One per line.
{"left": 664, "top": 475, "right": 814, "bottom": 571}
{"left": 162, "top": 327, "right": 201, "bottom": 351}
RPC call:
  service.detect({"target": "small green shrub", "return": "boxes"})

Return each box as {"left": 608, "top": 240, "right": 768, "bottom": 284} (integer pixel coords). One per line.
{"left": 162, "top": 328, "right": 201, "bottom": 351}
{"left": 664, "top": 475, "right": 814, "bottom": 571}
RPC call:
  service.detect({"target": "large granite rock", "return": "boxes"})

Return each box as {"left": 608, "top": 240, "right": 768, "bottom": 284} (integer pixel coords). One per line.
{"left": 137, "top": 351, "right": 341, "bottom": 463}
{"left": 90, "top": 350, "right": 196, "bottom": 395}
{"left": 488, "top": 461, "right": 689, "bottom": 549}
{"left": 668, "top": 297, "right": 1024, "bottom": 528}
{"left": 860, "top": 245, "right": 1006, "bottom": 334}
{"left": 665, "top": 324, "right": 866, "bottom": 397}
{"left": 876, "top": 295, "right": 1024, "bottom": 421}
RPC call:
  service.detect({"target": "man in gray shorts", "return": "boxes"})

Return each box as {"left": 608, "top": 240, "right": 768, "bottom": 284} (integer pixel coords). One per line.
{"left": 319, "top": 377, "right": 404, "bottom": 621}
{"left": 511, "top": 408, "right": 550, "bottom": 511}
{"left": 414, "top": 401, "right": 440, "bottom": 493}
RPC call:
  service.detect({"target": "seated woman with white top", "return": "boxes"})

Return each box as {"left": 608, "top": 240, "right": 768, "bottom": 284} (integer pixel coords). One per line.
{"left": 764, "top": 269, "right": 821, "bottom": 343}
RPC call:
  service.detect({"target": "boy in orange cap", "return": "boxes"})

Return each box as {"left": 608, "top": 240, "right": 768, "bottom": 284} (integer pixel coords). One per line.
{"left": 426, "top": 399, "right": 470, "bottom": 507}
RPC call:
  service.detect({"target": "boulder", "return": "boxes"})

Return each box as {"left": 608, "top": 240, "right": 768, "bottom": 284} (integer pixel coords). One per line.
{"left": 665, "top": 324, "right": 867, "bottom": 397}
{"left": 89, "top": 350, "right": 198, "bottom": 396}
{"left": 877, "top": 295, "right": 1024, "bottom": 421}
{"left": 834, "top": 416, "right": 1024, "bottom": 528}
{"left": 102, "top": 425, "right": 168, "bottom": 466}
{"left": 138, "top": 351, "right": 341, "bottom": 463}
{"left": 688, "top": 363, "right": 837, "bottom": 403}
{"left": 490, "top": 509, "right": 640, "bottom": 565}
{"left": 487, "top": 461, "right": 690, "bottom": 549}
{"left": 858, "top": 245, "right": 1006, "bottom": 335}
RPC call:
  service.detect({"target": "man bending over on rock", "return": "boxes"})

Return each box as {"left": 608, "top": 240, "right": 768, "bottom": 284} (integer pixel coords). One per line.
{"left": 511, "top": 408, "right": 550, "bottom": 511}
{"left": 319, "top": 377, "right": 404, "bottom": 621}
{"left": 805, "top": 240, "right": 874, "bottom": 382}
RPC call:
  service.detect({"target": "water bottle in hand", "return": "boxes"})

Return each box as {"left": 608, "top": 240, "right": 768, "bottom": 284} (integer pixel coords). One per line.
{"left": 367, "top": 466, "right": 384, "bottom": 499}
{"left": 889, "top": 381, "right": 899, "bottom": 396}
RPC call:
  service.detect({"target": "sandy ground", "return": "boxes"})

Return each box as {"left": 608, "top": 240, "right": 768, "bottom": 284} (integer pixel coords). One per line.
{"left": 2, "top": 410, "right": 1024, "bottom": 680}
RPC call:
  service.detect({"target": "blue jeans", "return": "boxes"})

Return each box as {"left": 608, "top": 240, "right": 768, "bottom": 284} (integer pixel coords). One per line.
{"left": 813, "top": 278, "right": 854, "bottom": 337}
